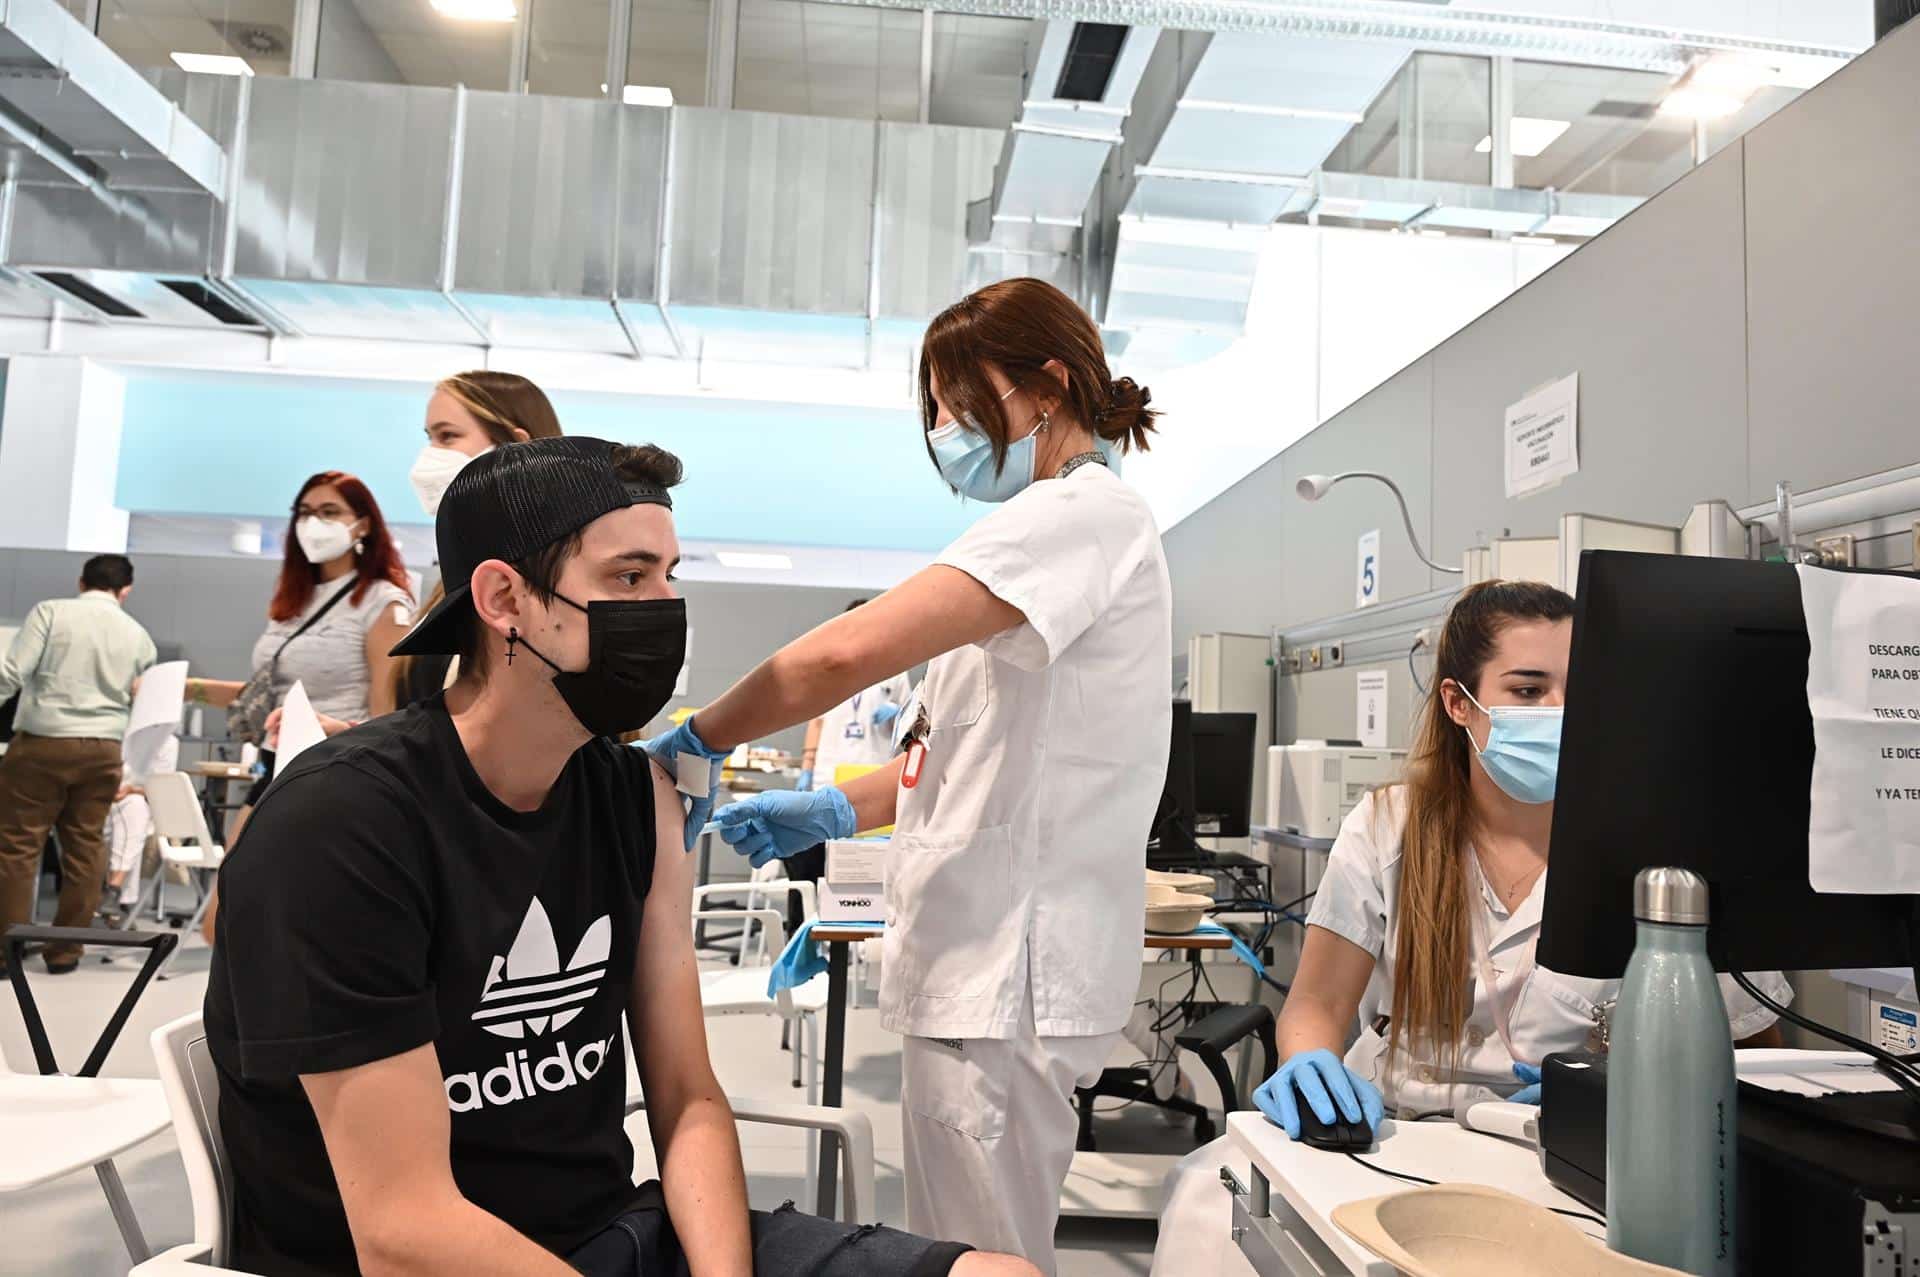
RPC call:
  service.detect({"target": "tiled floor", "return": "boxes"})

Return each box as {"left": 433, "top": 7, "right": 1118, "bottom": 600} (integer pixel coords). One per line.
{"left": 1, "top": 922, "right": 1178, "bottom": 1276}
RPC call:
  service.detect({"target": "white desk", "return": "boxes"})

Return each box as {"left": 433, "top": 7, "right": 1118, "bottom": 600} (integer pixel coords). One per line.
{"left": 1225, "top": 1110, "right": 1603, "bottom": 1276}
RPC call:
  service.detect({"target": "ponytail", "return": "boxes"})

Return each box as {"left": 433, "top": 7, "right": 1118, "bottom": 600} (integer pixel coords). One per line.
{"left": 1095, "top": 375, "right": 1157, "bottom": 454}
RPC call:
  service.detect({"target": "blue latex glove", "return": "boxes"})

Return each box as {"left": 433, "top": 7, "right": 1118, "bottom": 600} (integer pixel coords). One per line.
{"left": 1510, "top": 1062, "right": 1543, "bottom": 1106}
{"left": 717, "top": 787, "right": 858, "bottom": 870}
{"left": 641, "top": 719, "right": 730, "bottom": 852}
{"left": 872, "top": 702, "right": 902, "bottom": 731}
{"left": 1252, "top": 1049, "right": 1386, "bottom": 1141}
{"left": 796, "top": 768, "right": 814, "bottom": 793}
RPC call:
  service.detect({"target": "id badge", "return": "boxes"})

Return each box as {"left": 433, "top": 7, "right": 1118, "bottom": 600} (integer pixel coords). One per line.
{"left": 844, "top": 723, "right": 866, "bottom": 741}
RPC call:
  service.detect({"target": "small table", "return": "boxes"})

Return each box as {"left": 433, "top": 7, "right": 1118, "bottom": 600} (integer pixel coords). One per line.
{"left": 1250, "top": 826, "right": 1335, "bottom": 854}
{"left": 188, "top": 760, "right": 254, "bottom": 839}
{"left": 805, "top": 924, "right": 1233, "bottom": 1217}
{"left": 1226, "top": 1110, "right": 1602, "bottom": 1275}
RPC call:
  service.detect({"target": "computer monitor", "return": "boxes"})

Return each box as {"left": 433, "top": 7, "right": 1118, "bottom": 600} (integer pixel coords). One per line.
{"left": 1538, "top": 550, "right": 1916, "bottom": 979}
{"left": 1149, "top": 699, "right": 1197, "bottom": 857}
{"left": 1191, "top": 711, "right": 1258, "bottom": 838}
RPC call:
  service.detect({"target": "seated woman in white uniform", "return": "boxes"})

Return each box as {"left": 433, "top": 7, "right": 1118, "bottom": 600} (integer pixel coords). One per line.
{"left": 1150, "top": 579, "right": 1791, "bottom": 1276}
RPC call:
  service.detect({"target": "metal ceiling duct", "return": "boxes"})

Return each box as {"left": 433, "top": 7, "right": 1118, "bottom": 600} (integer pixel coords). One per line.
{"left": 967, "top": 20, "right": 1157, "bottom": 300}
{"left": 0, "top": 72, "right": 999, "bottom": 364}
{"left": 1099, "top": 30, "right": 1406, "bottom": 342}
{"left": 0, "top": 0, "right": 223, "bottom": 201}
{"left": 1282, "top": 170, "right": 1641, "bottom": 233}
{"left": 804, "top": 0, "right": 1855, "bottom": 75}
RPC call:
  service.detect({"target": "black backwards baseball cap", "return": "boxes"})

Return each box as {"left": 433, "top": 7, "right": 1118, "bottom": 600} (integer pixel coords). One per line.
{"left": 390, "top": 436, "right": 674, "bottom": 657}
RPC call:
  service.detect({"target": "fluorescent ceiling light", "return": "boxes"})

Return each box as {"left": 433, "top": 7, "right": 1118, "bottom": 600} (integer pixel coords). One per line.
{"left": 430, "top": 0, "right": 516, "bottom": 20}
{"left": 1657, "top": 87, "right": 1746, "bottom": 120}
{"left": 715, "top": 551, "right": 793, "bottom": 570}
{"left": 1511, "top": 234, "right": 1557, "bottom": 246}
{"left": 170, "top": 51, "right": 253, "bottom": 75}
{"left": 1176, "top": 99, "right": 1363, "bottom": 124}
{"left": 623, "top": 84, "right": 674, "bottom": 107}
{"left": 1473, "top": 117, "right": 1570, "bottom": 158}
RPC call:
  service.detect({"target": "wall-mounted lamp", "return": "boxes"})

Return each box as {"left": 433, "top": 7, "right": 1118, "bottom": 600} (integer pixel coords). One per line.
{"left": 1295, "top": 472, "right": 1464, "bottom": 576}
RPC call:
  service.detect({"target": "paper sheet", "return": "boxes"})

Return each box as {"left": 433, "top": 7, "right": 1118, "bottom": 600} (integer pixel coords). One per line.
{"left": 1503, "top": 373, "right": 1580, "bottom": 498}
{"left": 1796, "top": 565, "right": 1920, "bottom": 893}
{"left": 1738, "top": 1051, "right": 1901, "bottom": 1097}
{"left": 122, "top": 660, "right": 188, "bottom": 781}
{"left": 272, "top": 681, "right": 328, "bottom": 781}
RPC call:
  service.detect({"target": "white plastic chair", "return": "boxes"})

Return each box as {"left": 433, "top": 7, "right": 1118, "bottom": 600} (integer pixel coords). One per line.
{"left": 689, "top": 892, "right": 833, "bottom": 1206}
{"left": 1, "top": 926, "right": 177, "bottom": 1266}
{"left": 129, "top": 1013, "right": 877, "bottom": 1276}
{"left": 125, "top": 774, "right": 223, "bottom": 976}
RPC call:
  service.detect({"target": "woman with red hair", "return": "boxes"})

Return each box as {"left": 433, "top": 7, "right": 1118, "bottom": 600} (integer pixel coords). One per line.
{"left": 189, "top": 470, "right": 414, "bottom": 793}
{"left": 188, "top": 471, "right": 414, "bottom": 942}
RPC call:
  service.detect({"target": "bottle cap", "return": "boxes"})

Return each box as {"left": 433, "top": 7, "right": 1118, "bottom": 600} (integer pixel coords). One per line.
{"left": 1634, "top": 866, "right": 1710, "bottom": 925}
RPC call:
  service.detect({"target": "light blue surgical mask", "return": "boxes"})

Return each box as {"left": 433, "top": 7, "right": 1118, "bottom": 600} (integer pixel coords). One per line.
{"left": 1457, "top": 683, "right": 1562, "bottom": 805}
{"left": 928, "top": 385, "right": 1047, "bottom": 503}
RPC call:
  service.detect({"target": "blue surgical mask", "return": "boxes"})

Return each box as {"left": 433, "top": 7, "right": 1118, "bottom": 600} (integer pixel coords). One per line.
{"left": 1458, "top": 684, "right": 1562, "bottom": 805}
{"left": 928, "top": 385, "right": 1047, "bottom": 503}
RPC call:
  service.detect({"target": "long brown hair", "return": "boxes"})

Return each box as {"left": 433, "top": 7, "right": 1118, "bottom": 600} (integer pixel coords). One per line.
{"left": 436, "top": 370, "right": 563, "bottom": 444}
{"left": 269, "top": 472, "right": 412, "bottom": 622}
{"left": 917, "top": 277, "right": 1157, "bottom": 483}
{"left": 1388, "top": 579, "right": 1574, "bottom": 1075}
{"left": 391, "top": 372, "right": 563, "bottom": 706}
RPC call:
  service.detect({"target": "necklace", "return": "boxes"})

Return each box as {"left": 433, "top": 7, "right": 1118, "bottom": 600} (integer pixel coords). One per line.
{"left": 1055, "top": 451, "right": 1108, "bottom": 479}
{"left": 1476, "top": 849, "right": 1546, "bottom": 908}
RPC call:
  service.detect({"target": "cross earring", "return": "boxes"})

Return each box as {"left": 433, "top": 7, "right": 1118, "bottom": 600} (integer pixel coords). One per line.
{"left": 506, "top": 628, "right": 519, "bottom": 666}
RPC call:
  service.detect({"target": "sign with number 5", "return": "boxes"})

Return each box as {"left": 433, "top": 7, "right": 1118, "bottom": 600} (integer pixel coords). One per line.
{"left": 1357, "top": 528, "right": 1381, "bottom": 609}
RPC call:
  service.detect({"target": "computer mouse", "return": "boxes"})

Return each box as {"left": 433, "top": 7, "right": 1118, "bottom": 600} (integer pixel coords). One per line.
{"left": 1291, "top": 1077, "right": 1375, "bottom": 1151}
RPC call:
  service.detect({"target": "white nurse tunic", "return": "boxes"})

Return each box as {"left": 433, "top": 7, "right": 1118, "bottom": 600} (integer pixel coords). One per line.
{"left": 881, "top": 461, "right": 1173, "bottom": 1041}
{"left": 883, "top": 461, "right": 1172, "bottom": 1272}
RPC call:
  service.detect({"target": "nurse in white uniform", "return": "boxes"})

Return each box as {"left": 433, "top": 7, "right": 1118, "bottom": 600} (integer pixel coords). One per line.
{"left": 1150, "top": 580, "right": 1791, "bottom": 1277}
{"left": 649, "top": 277, "right": 1172, "bottom": 1273}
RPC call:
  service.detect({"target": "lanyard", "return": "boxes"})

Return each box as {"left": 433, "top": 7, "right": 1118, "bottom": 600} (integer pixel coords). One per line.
{"left": 1467, "top": 855, "right": 1537, "bottom": 1067}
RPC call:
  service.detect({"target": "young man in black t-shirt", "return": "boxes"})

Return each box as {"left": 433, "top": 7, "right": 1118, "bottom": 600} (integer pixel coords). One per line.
{"left": 206, "top": 438, "right": 1035, "bottom": 1277}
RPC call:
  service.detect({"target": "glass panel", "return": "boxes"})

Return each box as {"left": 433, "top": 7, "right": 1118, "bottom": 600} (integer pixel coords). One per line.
{"left": 96, "top": 0, "right": 298, "bottom": 75}
{"left": 1510, "top": 62, "right": 1692, "bottom": 198}
{"left": 1324, "top": 52, "right": 1489, "bottom": 185}
{"left": 627, "top": 0, "right": 710, "bottom": 106}
{"left": 928, "top": 12, "right": 1029, "bottom": 130}
{"left": 317, "top": 0, "right": 513, "bottom": 90}
{"left": 1705, "top": 84, "right": 1801, "bottom": 157}
{"left": 735, "top": 0, "right": 920, "bottom": 122}
{"left": 527, "top": 0, "right": 610, "bottom": 97}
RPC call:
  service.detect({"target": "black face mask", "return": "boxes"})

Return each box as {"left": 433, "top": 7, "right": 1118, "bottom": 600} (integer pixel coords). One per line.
{"left": 517, "top": 594, "right": 687, "bottom": 738}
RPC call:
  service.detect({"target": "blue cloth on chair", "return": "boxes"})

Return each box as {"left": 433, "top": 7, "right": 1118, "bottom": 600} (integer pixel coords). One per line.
{"left": 1191, "top": 921, "right": 1267, "bottom": 979}
{"left": 768, "top": 918, "right": 884, "bottom": 997}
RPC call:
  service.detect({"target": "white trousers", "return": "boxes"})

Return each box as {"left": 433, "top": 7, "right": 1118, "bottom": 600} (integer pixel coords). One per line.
{"left": 1150, "top": 1136, "right": 1259, "bottom": 1277}
{"left": 901, "top": 1005, "right": 1119, "bottom": 1275}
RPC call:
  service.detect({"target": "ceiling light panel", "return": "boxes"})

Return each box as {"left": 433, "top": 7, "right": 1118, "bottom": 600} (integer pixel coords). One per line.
{"left": 430, "top": 0, "right": 517, "bottom": 21}
{"left": 170, "top": 52, "right": 254, "bottom": 75}
{"left": 715, "top": 551, "right": 794, "bottom": 570}
{"left": 1473, "top": 116, "right": 1570, "bottom": 157}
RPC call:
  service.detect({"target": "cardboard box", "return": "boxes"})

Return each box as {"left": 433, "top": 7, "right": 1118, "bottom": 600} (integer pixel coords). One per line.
{"left": 821, "top": 838, "right": 887, "bottom": 924}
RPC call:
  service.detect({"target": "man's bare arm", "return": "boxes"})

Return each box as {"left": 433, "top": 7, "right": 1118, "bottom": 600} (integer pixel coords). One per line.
{"left": 630, "top": 761, "right": 753, "bottom": 1276}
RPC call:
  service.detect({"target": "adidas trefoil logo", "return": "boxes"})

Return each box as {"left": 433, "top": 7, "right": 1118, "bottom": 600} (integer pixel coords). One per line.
{"left": 472, "top": 898, "right": 611, "bottom": 1039}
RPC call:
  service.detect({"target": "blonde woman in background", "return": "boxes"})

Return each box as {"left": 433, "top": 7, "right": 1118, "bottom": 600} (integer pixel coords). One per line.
{"left": 394, "top": 371, "right": 564, "bottom": 707}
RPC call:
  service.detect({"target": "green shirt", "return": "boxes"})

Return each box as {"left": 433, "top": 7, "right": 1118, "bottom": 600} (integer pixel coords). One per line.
{"left": 0, "top": 592, "right": 158, "bottom": 740}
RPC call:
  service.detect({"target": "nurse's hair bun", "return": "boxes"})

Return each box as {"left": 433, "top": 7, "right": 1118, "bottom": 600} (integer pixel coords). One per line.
{"left": 1094, "top": 376, "right": 1159, "bottom": 454}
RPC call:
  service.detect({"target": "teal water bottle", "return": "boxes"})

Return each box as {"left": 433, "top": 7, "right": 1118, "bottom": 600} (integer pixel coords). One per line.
{"left": 1606, "top": 867, "right": 1737, "bottom": 1276}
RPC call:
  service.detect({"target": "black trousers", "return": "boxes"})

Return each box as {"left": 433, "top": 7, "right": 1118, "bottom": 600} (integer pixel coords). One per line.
{"left": 567, "top": 1183, "right": 970, "bottom": 1277}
